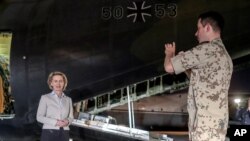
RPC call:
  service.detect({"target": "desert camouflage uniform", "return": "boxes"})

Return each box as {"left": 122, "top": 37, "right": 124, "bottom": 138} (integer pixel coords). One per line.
{"left": 171, "top": 38, "right": 233, "bottom": 141}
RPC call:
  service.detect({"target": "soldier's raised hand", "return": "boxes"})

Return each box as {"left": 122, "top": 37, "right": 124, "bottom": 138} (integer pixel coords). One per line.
{"left": 165, "top": 42, "right": 176, "bottom": 57}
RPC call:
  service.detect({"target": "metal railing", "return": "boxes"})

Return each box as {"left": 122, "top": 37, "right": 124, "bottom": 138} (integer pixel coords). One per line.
{"left": 75, "top": 73, "right": 189, "bottom": 114}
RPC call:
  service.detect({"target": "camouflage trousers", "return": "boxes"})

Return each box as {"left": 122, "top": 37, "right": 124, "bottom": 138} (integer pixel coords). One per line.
{"left": 189, "top": 126, "right": 227, "bottom": 141}
{"left": 187, "top": 88, "right": 228, "bottom": 141}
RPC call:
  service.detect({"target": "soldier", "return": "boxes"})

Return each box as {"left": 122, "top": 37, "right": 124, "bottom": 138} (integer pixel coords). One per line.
{"left": 164, "top": 11, "right": 233, "bottom": 141}
{"left": 235, "top": 98, "right": 250, "bottom": 125}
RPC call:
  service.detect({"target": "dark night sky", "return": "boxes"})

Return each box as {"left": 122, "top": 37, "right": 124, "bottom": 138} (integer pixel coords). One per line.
{"left": 229, "top": 63, "right": 250, "bottom": 95}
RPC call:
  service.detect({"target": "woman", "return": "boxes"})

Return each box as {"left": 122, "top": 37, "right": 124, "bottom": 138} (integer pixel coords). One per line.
{"left": 37, "top": 71, "right": 74, "bottom": 141}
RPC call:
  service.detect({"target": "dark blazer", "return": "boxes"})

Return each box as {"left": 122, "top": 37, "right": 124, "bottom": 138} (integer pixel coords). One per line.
{"left": 235, "top": 108, "right": 250, "bottom": 125}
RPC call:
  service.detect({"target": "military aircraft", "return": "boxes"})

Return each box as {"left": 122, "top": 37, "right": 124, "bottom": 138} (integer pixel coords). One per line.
{"left": 0, "top": 0, "right": 250, "bottom": 140}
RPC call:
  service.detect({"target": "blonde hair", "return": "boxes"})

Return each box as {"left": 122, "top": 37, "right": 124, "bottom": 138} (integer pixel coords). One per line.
{"left": 47, "top": 71, "right": 68, "bottom": 91}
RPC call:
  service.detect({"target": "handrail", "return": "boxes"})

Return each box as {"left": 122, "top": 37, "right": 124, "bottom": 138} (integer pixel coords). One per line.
{"left": 74, "top": 73, "right": 189, "bottom": 114}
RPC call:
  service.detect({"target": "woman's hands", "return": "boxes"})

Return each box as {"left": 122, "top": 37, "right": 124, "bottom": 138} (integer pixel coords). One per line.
{"left": 56, "top": 119, "right": 69, "bottom": 127}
